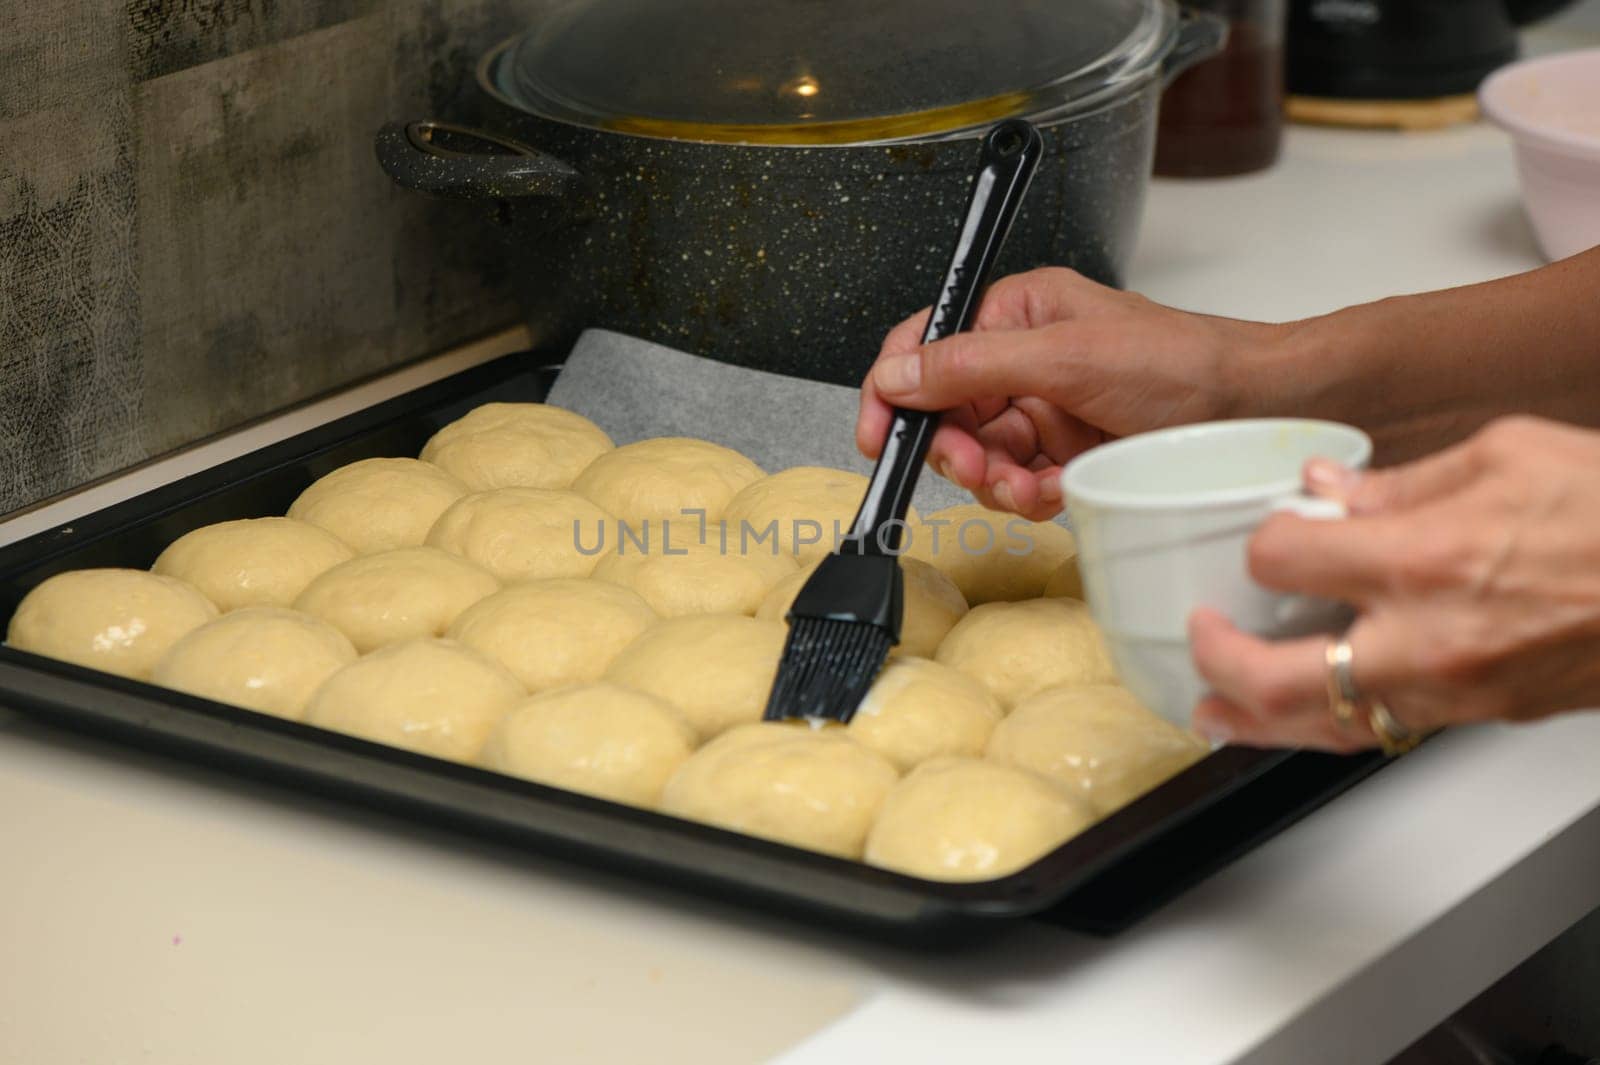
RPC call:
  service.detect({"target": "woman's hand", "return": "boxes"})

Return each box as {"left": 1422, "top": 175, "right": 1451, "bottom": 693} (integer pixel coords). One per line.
{"left": 1190, "top": 416, "right": 1600, "bottom": 751}
{"left": 857, "top": 267, "right": 1284, "bottom": 519}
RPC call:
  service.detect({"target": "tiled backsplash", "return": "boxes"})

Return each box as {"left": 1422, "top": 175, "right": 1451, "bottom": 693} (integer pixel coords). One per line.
{"left": 0, "top": 0, "right": 534, "bottom": 515}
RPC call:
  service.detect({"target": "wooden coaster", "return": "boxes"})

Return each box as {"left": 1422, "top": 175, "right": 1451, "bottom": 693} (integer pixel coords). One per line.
{"left": 1287, "top": 93, "right": 1481, "bottom": 131}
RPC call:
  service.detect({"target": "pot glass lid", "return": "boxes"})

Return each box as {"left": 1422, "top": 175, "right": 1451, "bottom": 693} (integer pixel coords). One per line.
{"left": 496, "top": 0, "right": 1176, "bottom": 144}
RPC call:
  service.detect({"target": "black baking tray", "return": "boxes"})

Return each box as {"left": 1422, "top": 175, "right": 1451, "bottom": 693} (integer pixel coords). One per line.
{"left": 0, "top": 349, "right": 1388, "bottom": 944}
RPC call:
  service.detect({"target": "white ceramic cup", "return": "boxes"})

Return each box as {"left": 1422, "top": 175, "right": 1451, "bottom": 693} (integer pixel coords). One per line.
{"left": 1061, "top": 418, "right": 1373, "bottom": 726}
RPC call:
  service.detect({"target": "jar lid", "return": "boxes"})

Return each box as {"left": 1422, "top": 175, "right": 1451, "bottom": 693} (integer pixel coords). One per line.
{"left": 494, "top": 0, "right": 1179, "bottom": 144}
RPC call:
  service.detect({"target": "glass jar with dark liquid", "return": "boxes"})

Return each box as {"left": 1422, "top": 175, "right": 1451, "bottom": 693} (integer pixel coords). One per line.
{"left": 1154, "top": 0, "right": 1286, "bottom": 177}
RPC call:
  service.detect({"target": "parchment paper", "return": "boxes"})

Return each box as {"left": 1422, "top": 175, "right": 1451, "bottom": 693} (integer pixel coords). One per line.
{"left": 546, "top": 328, "right": 978, "bottom": 514}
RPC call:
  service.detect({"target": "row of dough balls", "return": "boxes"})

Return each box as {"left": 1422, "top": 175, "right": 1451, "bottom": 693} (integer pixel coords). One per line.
{"left": 5, "top": 575, "right": 1203, "bottom": 881}
{"left": 287, "top": 401, "right": 1079, "bottom": 624}
{"left": 89, "top": 400, "right": 1085, "bottom": 661}
{"left": 2, "top": 400, "right": 1084, "bottom": 691}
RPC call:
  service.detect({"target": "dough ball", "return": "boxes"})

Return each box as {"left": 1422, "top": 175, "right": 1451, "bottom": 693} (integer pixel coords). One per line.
{"left": 1043, "top": 557, "right": 1085, "bottom": 600}
{"left": 907, "top": 504, "right": 1078, "bottom": 604}
{"left": 570, "top": 437, "right": 763, "bottom": 526}
{"left": 288, "top": 457, "right": 468, "bottom": 555}
{"left": 935, "top": 598, "right": 1115, "bottom": 709}
{"left": 661, "top": 722, "right": 899, "bottom": 858}
{"left": 604, "top": 614, "right": 786, "bottom": 739}
{"left": 722, "top": 466, "right": 918, "bottom": 564}
{"left": 865, "top": 757, "right": 1096, "bottom": 881}
{"left": 292, "top": 547, "right": 499, "bottom": 653}
{"left": 480, "top": 682, "right": 695, "bottom": 806}
{"left": 304, "top": 638, "right": 523, "bottom": 762}
{"left": 423, "top": 487, "right": 616, "bottom": 583}
{"left": 152, "top": 517, "right": 355, "bottom": 611}
{"left": 894, "top": 555, "right": 971, "bottom": 655}
{"left": 847, "top": 657, "right": 1002, "bottom": 772}
{"left": 419, "top": 403, "right": 613, "bottom": 491}
{"left": 757, "top": 555, "right": 966, "bottom": 658}
{"left": 6, "top": 569, "right": 218, "bottom": 681}
{"left": 447, "top": 579, "right": 658, "bottom": 692}
{"left": 988, "top": 685, "right": 1208, "bottom": 815}
{"left": 592, "top": 523, "right": 797, "bottom": 616}
{"left": 152, "top": 607, "right": 357, "bottom": 719}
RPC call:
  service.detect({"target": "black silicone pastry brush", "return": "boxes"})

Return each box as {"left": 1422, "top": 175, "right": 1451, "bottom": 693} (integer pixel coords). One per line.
{"left": 764, "top": 119, "right": 1044, "bottom": 724}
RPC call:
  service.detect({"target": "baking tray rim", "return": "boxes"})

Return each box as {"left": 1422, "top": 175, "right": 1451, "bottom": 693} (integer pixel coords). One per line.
{"left": 0, "top": 640, "right": 1295, "bottom": 916}
{"left": 0, "top": 348, "right": 1366, "bottom": 934}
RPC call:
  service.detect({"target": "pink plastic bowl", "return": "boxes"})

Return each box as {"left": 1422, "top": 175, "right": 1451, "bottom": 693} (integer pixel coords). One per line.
{"left": 1480, "top": 48, "right": 1600, "bottom": 262}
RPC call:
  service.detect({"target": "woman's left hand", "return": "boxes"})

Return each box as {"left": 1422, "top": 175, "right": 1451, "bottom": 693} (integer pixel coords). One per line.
{"left": 1190, "top": 415, "right": 1600, "bottom": 751}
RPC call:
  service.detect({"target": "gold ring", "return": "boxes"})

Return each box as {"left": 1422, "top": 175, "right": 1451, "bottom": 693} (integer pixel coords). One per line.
{"left": 1368, "top": 699, "right": 1421, "bottom": 757}
{"left": 1324, "top": 637, "right": 1359, "bottom": 729}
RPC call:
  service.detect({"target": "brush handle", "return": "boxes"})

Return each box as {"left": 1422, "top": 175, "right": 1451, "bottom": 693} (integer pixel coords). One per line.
{"left": 846, "top": 118, "right": 1044, "bottom": 554}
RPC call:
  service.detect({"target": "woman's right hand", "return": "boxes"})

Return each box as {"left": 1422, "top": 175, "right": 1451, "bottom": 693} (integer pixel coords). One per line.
{"left": 857, "top": 266, "right": 1285, "bottom": 519}
{"left": 1189, "top": 415, "right": 1600, "bottom": 750}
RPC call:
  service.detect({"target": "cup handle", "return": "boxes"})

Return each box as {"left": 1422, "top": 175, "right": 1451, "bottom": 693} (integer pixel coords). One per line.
{"left": 1263, "top": 493, "right": 1354, "bottom": 635}
{"left": 1271, "top": 494, "right": 1347, "bottom": 522}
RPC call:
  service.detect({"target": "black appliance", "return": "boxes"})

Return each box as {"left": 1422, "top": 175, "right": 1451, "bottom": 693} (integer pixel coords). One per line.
{"left": 1287, "top": 0, "right": 1582, "bottom": 99}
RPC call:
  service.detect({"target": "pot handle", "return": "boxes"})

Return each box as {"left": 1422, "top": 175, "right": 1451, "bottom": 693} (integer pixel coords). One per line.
{"left": 375, "top": 120, "right": 579, "bottom": 200}
{"left": 1161, "top": 9, "right": 1229, "bottom": 86}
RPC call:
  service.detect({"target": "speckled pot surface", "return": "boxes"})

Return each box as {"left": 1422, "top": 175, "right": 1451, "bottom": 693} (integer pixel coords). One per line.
{"left": 382, "top": 47, "right": 1164, "bottom": 385}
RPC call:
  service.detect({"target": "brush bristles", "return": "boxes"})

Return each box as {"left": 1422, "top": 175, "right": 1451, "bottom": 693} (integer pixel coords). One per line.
{"left": 764, "top": 617, "right": 893, "bottom": 724}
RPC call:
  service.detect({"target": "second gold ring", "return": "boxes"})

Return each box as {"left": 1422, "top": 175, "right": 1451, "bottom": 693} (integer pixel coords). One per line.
{"left": 1324, "top": 637, "right": 1360, "bottom": 728}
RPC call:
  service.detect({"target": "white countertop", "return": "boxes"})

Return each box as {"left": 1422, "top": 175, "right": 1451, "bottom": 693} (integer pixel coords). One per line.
{"left": 6, "top": 56, "right": 1600, "bottom": 1065}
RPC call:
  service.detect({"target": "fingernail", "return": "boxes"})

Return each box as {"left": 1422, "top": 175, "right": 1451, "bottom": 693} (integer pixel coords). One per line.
{"left": 1305, "top": 459, "right": 1359, "bottom": 498}
{"left": 938, "top": 460, "right": 962, "bottom": 487}
{"left": 992, "top": 481, "right": 1017, "bottom": 512}
{"left": 875, "top": 353, "right": 921, "bottom": 394}
{"left": 1186, "top": 607, "right": 1220, "bottom": 639}
{"left": 1193, "top": 716, "right": 1232, "bottom": 748}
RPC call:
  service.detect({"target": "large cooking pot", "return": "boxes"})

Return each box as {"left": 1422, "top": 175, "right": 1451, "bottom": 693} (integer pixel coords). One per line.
{"left": 378, "top": 0, "right": 1224, "bottom": 384}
